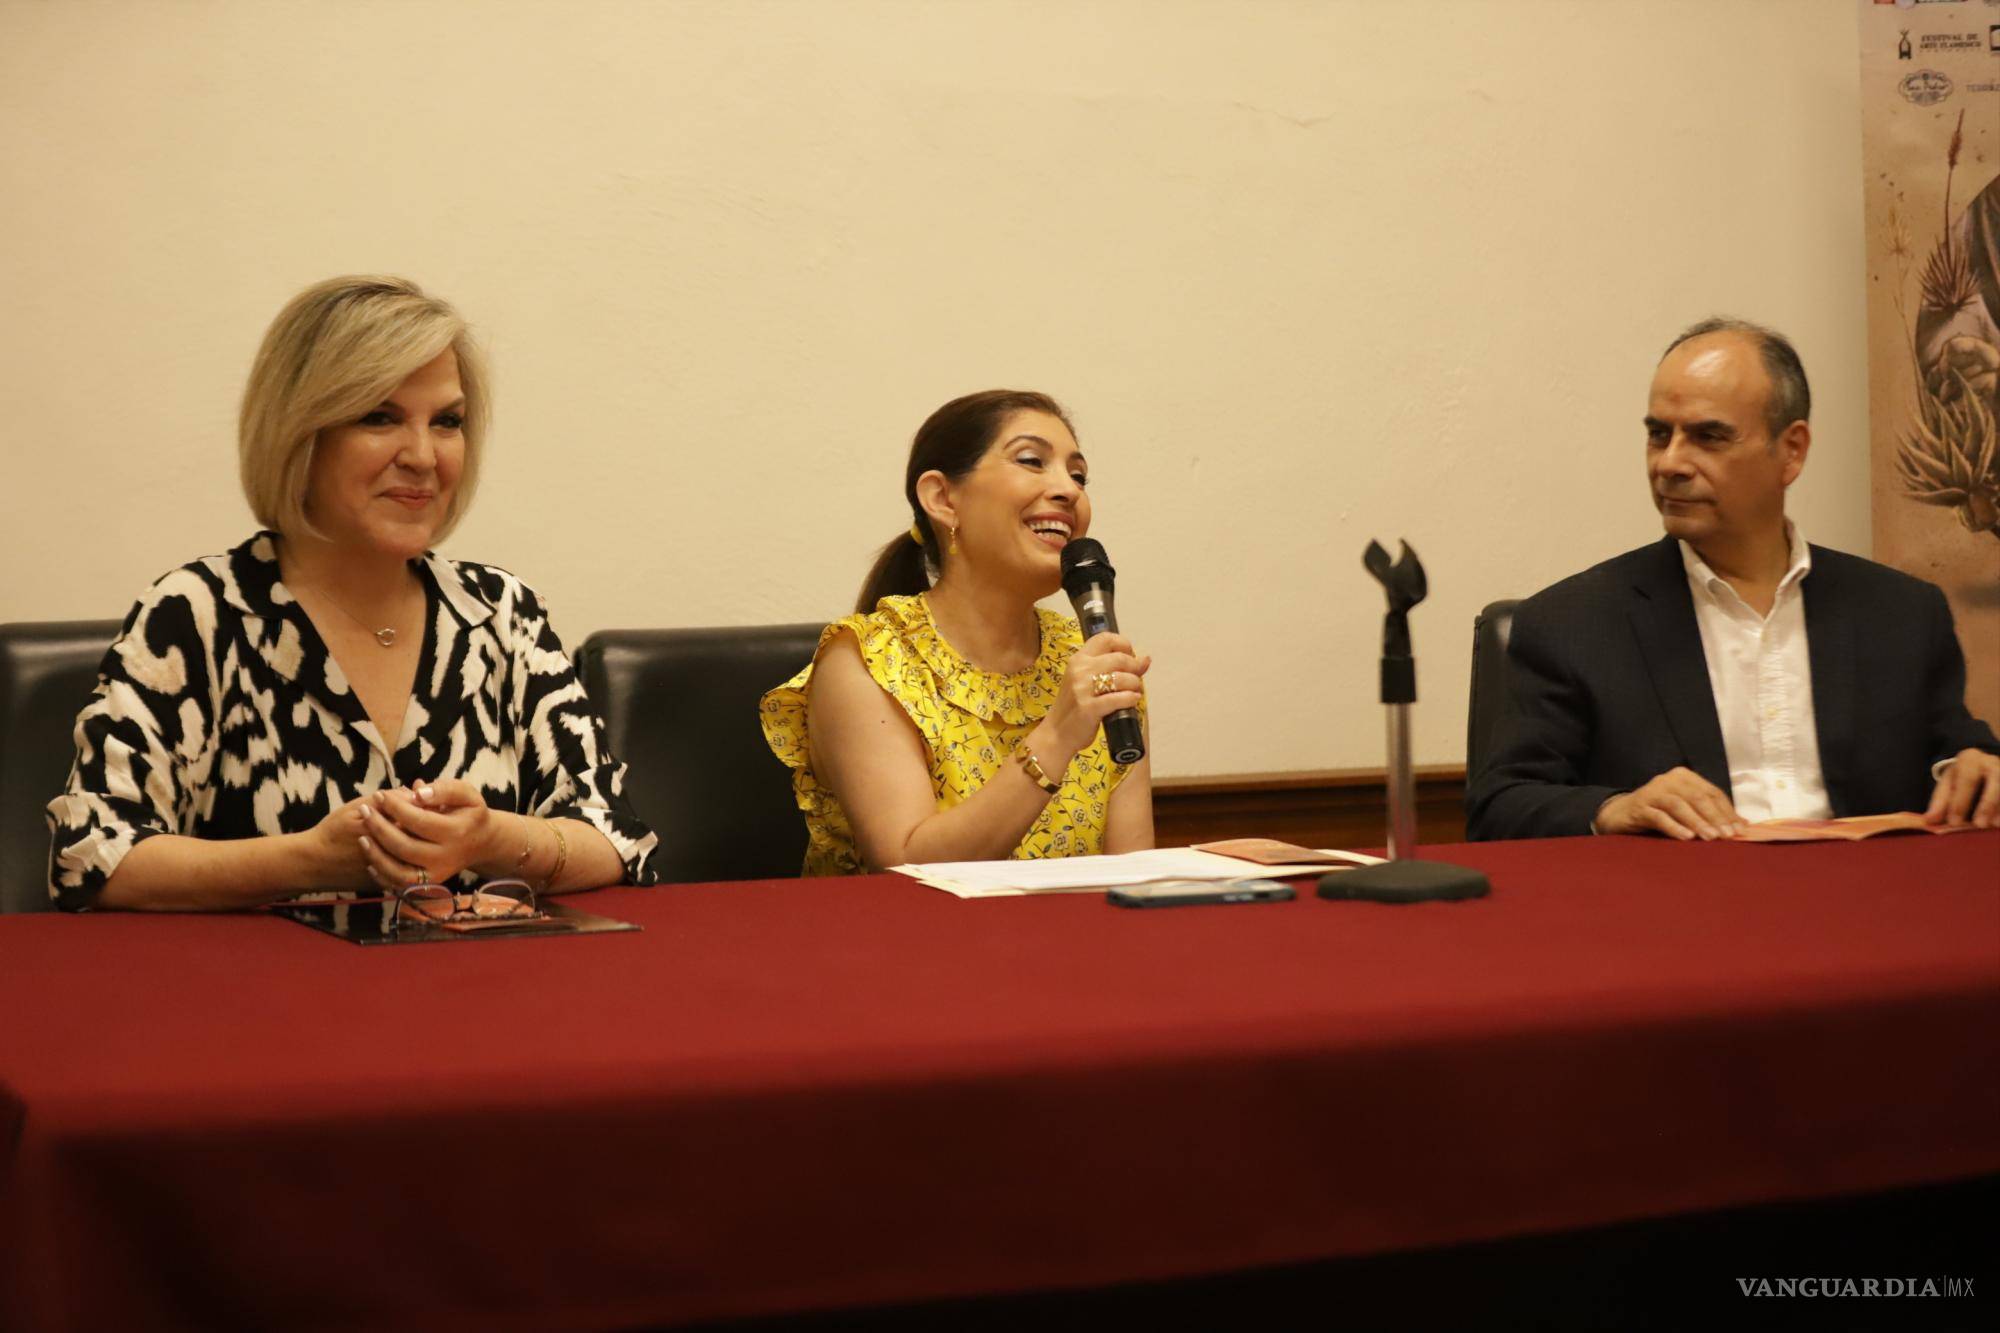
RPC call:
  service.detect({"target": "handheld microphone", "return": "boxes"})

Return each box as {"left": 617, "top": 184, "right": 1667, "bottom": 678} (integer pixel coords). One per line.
{"left": 1059, "top": 538, "right": 1146, "bottom": 765}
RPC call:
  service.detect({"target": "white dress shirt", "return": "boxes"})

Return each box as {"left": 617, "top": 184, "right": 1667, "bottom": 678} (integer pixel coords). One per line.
{"left": 1679, "top": 523, "right": 1833, "bottom": 822}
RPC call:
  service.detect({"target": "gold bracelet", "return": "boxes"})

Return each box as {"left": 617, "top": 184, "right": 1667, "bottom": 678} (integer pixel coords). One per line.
{"left": 545, "top": 818, "right": 569, "bottom": 889}
{"left": 1012, "top": 740, "right": 1060, "bottom": 796}
{"left": 513, "top": 819, "right": 535, "bottom": 873}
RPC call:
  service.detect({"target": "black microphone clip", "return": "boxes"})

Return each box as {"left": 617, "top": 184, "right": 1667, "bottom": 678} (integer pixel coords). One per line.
{"left": 1362, "top": 539, "right": 1426, "bottom": 705}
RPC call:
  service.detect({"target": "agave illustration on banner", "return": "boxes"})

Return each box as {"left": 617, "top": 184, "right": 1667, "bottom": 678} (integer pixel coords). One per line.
{"left": 1894, "top": 108, "right": 2000, "bottom": 540}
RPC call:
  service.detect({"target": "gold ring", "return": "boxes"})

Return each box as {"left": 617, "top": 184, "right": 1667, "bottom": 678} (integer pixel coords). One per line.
{"left": 1092, "top": 673, "right": 1116, "bottom": 696}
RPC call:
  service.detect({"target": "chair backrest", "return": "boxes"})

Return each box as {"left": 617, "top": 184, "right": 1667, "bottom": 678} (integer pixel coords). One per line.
{"left": 1, "top": 620, "right": 121, "bottom": 913}
{"left": 577, "top": 624, "right": 823, "bottom": 884}
{"left": 1465, "top": 599, "right": 1520, "bottom": 784}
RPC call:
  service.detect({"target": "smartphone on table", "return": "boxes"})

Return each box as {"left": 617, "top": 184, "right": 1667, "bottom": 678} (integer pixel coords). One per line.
{"left": 1107, "top": 878, "right": 1295, "bottom": 908}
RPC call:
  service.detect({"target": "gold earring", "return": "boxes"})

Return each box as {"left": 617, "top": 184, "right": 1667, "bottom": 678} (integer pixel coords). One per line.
{"left": 949, "top": 524, "right": 959, "bottom": 555}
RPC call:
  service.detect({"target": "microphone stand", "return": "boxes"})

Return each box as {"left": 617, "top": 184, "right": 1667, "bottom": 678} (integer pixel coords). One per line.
{"left": 1319, "top": 541, "right": 1491, "bottom": 905}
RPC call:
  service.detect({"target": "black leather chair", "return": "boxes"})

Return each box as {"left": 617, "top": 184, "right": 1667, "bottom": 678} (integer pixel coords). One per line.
{"left": 578, "top": 624, "right": 823, "bottom": 883}
{"left": 1465, "top": 599, "right": 1520, "bottom": 785}
{"left": 1, "top": 620, "right": 120, "bottom": 913}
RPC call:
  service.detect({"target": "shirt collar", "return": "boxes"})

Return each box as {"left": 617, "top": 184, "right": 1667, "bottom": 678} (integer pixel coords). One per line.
{"left": 423, "top": 553, "right": 496, "bottom": 629}
{"left": 220, "top": 532, "right": 494, "bottom": 629}
{"left": 1678, "top": 520, "right": 1811, "bottom": 603}
{"left": 216, "top": 531, "right": 286, "bottom": 618}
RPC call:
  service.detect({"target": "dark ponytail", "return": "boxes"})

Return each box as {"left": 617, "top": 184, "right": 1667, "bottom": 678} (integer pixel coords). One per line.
{"left": 855, "top": 530, "right": 932, "bottom": 613}
{"left": 853, "top": 388, "right": 1073, "bottom": 613}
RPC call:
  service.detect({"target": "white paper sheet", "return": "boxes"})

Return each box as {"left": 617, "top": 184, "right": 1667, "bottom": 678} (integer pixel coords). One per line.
{"left": 891, "top": 846, "right": 1387, "bottom": 899}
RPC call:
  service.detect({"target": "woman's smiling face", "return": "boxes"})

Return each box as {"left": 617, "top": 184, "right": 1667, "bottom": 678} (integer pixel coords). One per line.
{"left": 304, "top": 349, "right": 466, "bottom": 559}
{"left": 939, "top": 409, "right": 1091, "bottom": 594}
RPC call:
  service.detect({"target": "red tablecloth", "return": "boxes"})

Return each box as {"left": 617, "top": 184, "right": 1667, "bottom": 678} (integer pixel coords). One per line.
{"left": 2, "top": 833, "right": 1997, "bottom": 1331}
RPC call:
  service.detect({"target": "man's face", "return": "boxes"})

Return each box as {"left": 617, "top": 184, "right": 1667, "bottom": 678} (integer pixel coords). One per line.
{"left": 1644, "top": 333, "right": 1806, "bottom": 549}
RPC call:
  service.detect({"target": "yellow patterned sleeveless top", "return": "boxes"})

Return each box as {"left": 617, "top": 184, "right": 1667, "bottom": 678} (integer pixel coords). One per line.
{"left": 759, "top": 593, "right": 1138, "bottom": 877}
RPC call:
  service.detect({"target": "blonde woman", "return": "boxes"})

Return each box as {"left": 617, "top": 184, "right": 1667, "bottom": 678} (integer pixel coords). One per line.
{"left": 761, "top": 390, "right": 1154, "bottom": 875}
{"left": 48, "top": 276, "right": 657, "bottom": 911}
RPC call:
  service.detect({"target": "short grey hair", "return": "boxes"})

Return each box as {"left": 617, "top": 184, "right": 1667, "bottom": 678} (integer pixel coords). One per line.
{"left": 1661, "top": 316, "right": 1810, "bottom": 442}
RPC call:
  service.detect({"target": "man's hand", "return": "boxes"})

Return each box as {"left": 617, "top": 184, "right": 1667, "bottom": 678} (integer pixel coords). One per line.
{"left": 1594, "top": 767, "right": 1744, "bottom": 841}
{"left": 1925, "top": 749, "right": 2000, "bottom": 829}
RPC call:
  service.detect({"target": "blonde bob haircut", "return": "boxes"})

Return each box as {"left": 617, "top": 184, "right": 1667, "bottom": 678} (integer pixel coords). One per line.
{"left": 239, "top": 275, "right": 490, "bottom": 542}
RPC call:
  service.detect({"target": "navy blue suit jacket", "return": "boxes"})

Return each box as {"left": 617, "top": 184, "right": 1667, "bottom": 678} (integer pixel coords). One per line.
{"left": 1466, "top": 537, "right": 2000, "bottom": 840}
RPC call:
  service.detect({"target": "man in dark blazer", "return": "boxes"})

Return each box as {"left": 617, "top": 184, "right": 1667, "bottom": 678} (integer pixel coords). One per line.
{"left": 1467, "top": 318, "right": 2000, "bottom": 841}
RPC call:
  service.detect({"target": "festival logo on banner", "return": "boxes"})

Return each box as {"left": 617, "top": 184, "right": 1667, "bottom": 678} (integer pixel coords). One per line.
{"left": 1860, "top": 0, "right": 2000, "bottom": 728}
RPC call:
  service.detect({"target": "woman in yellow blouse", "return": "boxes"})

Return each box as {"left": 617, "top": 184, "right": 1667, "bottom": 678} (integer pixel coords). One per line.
{"left": 761, "top": 390, "right": 1154, "bottom": 875}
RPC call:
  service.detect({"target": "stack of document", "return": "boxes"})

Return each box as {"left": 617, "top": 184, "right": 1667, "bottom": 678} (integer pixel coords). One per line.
{"left": 893, "top": 844, "right": 1386, "bottom": 900}
{"left": 1729, "top": 812, "right": 1974, "bottom": 842}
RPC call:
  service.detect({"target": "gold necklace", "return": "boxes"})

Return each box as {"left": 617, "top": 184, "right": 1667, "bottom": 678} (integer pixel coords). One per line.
{"left": 299, "top": 582, "right": 411, "bottom": 649}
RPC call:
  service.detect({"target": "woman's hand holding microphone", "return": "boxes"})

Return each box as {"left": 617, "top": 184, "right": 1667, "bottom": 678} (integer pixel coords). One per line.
{"left": 1026, "top": 632, "right": 1150, "bottom": 777}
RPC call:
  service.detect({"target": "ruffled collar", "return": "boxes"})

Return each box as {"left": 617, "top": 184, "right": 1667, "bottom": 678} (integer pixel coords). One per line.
{"left": 876, "top": 593, "right": 1072, "bottom": 726}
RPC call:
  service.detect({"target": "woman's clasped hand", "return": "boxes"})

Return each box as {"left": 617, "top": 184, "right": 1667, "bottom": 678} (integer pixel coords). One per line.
{"left": 352, "top": 780, "right": 512, "bottom": 890}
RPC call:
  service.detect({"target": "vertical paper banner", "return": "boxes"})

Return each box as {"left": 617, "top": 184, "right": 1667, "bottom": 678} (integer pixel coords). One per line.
{"left": 1860, "top": 0, "right": 2000, "bottom": 730}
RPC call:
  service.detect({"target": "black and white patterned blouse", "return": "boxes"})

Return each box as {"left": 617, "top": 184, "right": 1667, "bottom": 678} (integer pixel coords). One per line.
{"left": 48, "top": 532, "right": 659, "bottom": 909}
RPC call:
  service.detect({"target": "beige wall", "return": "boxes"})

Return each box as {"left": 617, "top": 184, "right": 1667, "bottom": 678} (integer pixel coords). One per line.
{"left": 0, "top": 0, "right": 1869, "bottom": 777}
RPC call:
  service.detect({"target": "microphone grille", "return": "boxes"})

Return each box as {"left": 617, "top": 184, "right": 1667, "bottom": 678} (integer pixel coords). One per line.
{"left": 1060, "top": 537, "right": 1114, "bottom": 594}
